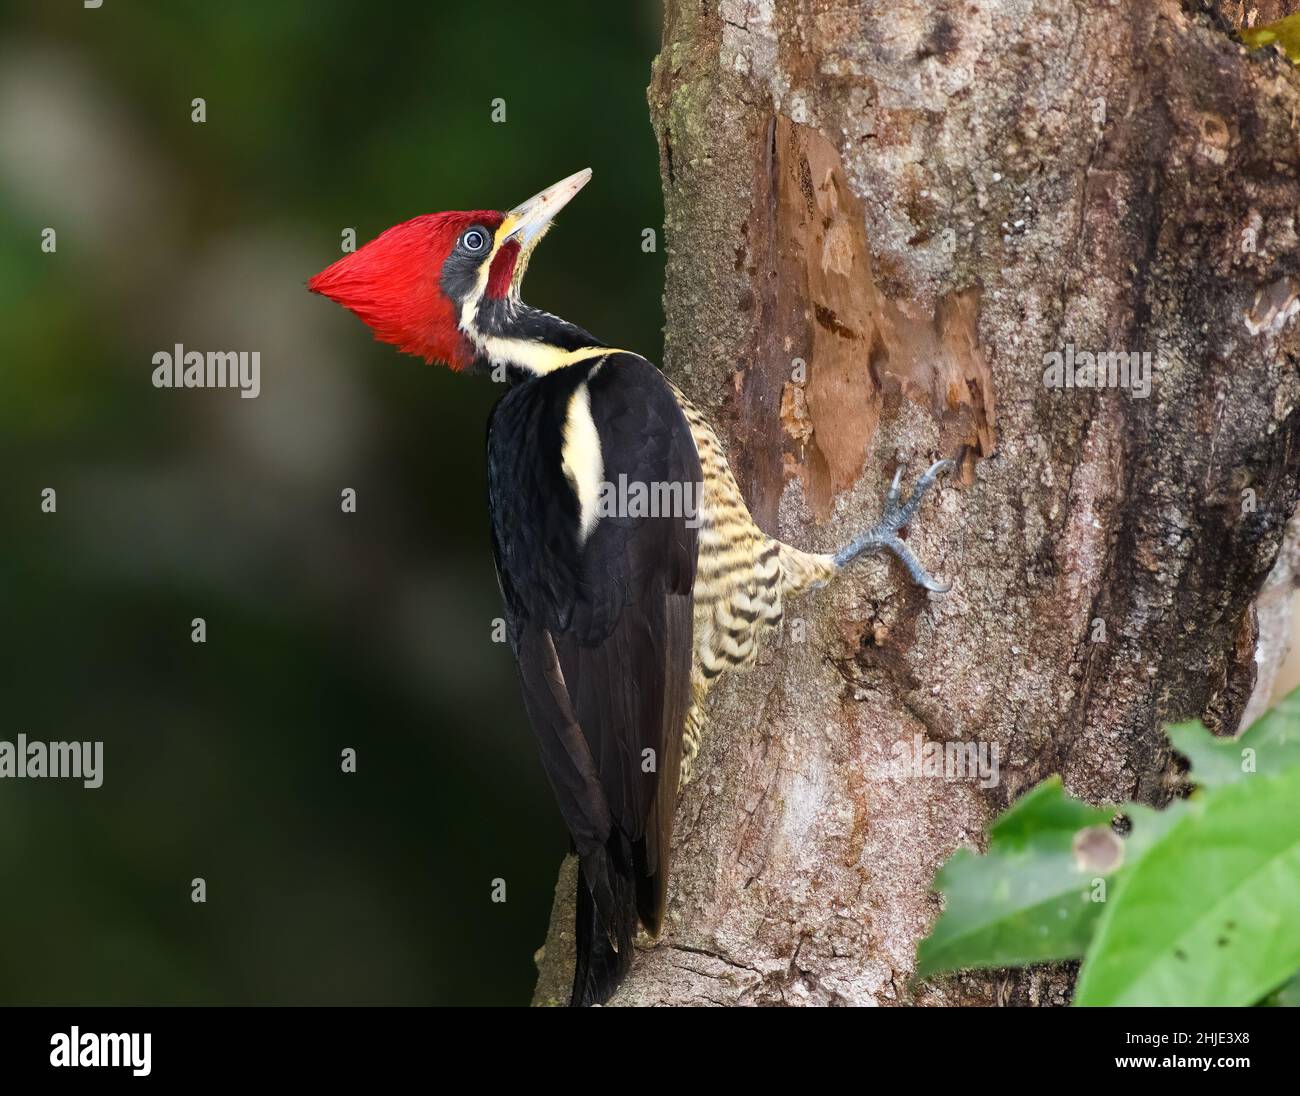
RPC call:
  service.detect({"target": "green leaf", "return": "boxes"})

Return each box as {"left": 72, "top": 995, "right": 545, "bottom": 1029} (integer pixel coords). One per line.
{"left": 1240, "top": 13, "right": 1300, "bottom": 64}
{"left": 916, "top": 778, "right": 1118, "bottom": 978}
{"left": 1074, "top": 766, "right": 1300, "bottom": 1006}
{"left": 988, "top": 776, "right": 1116, "bottom": 848}
{"left": 1167, "top": 689, "right": 1300, "bottom": 787}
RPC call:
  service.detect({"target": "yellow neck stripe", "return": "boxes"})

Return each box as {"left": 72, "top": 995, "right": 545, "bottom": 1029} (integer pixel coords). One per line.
{"left": 478, "top": 338, "right": 630, "bottom": 376}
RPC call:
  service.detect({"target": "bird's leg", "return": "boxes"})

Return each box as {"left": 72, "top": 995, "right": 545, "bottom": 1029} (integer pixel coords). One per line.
{"left": 832, "top": 459, "right": 955, "bottom": 592}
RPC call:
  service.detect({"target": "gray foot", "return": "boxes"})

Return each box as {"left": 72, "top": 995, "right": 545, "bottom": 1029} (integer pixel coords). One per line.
{"left": 832, "top": 459, "right": 954, "bottom": 592}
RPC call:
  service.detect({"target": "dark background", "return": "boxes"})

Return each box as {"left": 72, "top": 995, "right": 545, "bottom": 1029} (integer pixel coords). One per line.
{"left": 0, "top": 0, "right": 665, "bottom": 1004}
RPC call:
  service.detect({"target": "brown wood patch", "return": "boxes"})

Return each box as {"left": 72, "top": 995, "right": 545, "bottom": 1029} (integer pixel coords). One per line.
{"left": 754, "top": 116, "right": 995, "bottom": 519}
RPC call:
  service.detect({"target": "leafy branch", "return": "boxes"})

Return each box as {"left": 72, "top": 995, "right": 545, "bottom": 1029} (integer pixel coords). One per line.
{"left": 916, "top": 689, "right": 1300, "bottom": 1006}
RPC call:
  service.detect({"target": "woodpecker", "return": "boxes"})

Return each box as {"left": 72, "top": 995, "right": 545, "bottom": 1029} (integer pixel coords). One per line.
{"left": 308, "top": 169, "right": 952, "bottom": 1006}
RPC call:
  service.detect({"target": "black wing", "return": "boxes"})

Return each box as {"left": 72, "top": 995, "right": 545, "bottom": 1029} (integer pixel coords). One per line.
{"left": 486, "top": 353, "right": 699, "bottom": 1003}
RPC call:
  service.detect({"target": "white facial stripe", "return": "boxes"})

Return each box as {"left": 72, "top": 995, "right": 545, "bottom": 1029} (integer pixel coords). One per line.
{"left": 458, "top": 220, "right": 522, "bottom": 335}
{"left": 561, "top": 382, "right": 604, "bottom": 545}
{"left": 460, "top": 256, "right": 493, "bottom": 334}
{"left": 460, "top": 242, "right": 533, "bottom": 342}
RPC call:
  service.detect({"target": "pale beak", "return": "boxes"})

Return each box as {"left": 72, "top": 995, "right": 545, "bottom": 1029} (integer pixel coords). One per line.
{"left": 500, "top": 168, "right": 592, "bottom": 249}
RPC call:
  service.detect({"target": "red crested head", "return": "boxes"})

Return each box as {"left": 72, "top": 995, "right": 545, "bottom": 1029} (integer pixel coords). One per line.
{"left": 308, "top": 210, "right": 503, "bottom": 370}
{"left": 308, "top": 170, "right": 593, "bottom": 372}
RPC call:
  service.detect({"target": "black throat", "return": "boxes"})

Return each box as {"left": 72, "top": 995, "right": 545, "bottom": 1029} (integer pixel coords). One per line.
{"left": 474, "top": 296, "right": 602, "bottom": 352}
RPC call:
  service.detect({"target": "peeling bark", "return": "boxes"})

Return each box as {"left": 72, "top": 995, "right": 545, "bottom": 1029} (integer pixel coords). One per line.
{"left": 535, "top": 0, "right": 1300, "bottom": 1006}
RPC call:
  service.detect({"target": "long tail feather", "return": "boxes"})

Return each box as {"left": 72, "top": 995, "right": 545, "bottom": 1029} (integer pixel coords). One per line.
{"left": 571, "top": 834, "right": 639, "bottom": 1006}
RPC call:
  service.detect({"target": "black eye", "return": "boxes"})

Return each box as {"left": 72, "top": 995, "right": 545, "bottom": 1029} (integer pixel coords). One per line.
{"left": 461, "top": 227, "right": 489, "bottom": 254}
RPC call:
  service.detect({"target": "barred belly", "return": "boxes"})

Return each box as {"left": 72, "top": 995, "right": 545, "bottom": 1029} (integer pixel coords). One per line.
{"left": 670, "top": 386, "right": 836, "bottom": 783}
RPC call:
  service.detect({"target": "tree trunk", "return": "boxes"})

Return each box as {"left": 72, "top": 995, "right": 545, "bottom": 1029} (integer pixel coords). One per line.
{"left": 534, "top": 0, "right": 1300, "bottom": 1006}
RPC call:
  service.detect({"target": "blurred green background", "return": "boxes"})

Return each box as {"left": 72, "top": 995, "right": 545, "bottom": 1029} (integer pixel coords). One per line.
{"left": 0, "top": 0, "right": 665, "bottom": 1004}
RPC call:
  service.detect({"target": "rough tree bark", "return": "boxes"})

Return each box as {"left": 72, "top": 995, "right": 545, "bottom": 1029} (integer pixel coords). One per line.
{"left": 534, "top": 0, "right": 1300, "bottom": 1006}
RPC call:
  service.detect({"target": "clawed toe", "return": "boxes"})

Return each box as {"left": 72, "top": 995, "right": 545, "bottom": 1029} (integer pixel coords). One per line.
{"left": 884, "top": 536, "right": 952, "bottom": 592}
{"left": 832, "top": 458, "right": 956, "bottom": 591}
{"left": 892, "top": 458, "right": 955, "bottom": 531}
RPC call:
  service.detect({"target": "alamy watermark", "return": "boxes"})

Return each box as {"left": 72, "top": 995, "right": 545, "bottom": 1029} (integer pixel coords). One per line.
{"left": 1042, "top": 343, "right": 1152, "bottom": 399}
{"left": 0, "top": 735, "right": 102, "bottom": 788}
{"left": 152, "top": 344, "right": 260, "bottom": 399}
{"left": 877, "top": 735, "right": 1000, "bottom": 789}
{"left": 596, "top": 476, "right": 703, "bottom": 528}
{"left": 50, "top": 1028, "right": 150, "bottom": 1077}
